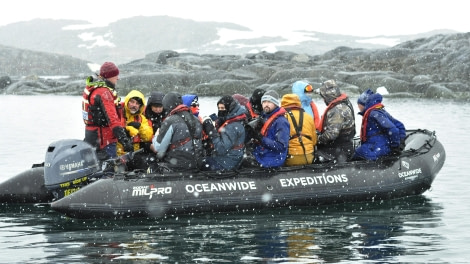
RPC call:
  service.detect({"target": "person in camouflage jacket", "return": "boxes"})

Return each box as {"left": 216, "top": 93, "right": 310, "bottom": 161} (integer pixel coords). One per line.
{"left": 315, "top": 80, "right": 356, "bottom": 163}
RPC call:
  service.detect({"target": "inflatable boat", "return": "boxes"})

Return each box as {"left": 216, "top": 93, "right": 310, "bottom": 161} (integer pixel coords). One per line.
{"left": 1, "top": 129, "right": 446, "bottom": 219}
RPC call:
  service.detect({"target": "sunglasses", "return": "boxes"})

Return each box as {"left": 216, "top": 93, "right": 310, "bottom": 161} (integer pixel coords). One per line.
{"left": 191, "top": 103, "right": 199, "bottom": 107}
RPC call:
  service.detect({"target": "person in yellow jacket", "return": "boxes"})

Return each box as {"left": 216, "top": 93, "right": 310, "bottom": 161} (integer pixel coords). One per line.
{"left": 116, "top": 90, "right": 154, "bottom": 170}
{"left": 280, "top": 93, "right": 317, "bottom": 166}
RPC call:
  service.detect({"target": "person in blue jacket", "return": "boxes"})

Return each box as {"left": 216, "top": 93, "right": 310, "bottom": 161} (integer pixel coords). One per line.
{"left": 200, "top": 95, "right": 247, "bottom": 171}
{"left": 353, "top": 89, "right": 406, "bottom": 160}
{"left": 245, "top": 90, "right": 290, "bottom": 168}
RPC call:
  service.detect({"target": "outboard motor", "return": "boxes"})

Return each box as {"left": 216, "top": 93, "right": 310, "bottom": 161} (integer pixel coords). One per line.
{"left": 44, "top": 139, "right": 100, "bottom": 200}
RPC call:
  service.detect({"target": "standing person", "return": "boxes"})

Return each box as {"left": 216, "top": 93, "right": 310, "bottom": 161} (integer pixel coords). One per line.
{"left": 150, "top": 92, "right": 203, "bottom": 173}
{"left": 82, "top": 61, "right": 133, "bottom": 162}
{"left": 116, "top": 90, "right": 154, "bottom": 170}
{"left": 200, "top": 95, "right": 247, "bottom": 171}
{"left": 145, "top": 91, "right": 165, "bottom": 134}
{"left": 291, "top": 80, "right": 321, "bottom": 130}
{"left": 245, "top": 90, "right": 290, "bottom": 168}
{"left": 353, "top": 89, "right": 406, "bottom": 161}
{"left": 315, "top": 80, "right": 356, "bottom": 163}
{"left": 280, "top": 94, "right": 317, "bottom": 166}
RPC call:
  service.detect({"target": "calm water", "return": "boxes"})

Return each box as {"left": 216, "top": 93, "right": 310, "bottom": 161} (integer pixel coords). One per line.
{"left": 0, "top": 95, "right": 468, "bottom": 264}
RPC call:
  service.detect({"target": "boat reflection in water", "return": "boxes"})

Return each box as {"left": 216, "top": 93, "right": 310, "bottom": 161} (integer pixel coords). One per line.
{"left": 2, "top": 195, "right": 438, "bottom": 262}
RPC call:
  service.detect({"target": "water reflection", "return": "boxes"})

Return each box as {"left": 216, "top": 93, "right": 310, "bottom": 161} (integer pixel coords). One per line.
{"left": 0, "top": 195, "right": 443, "bottom": 263}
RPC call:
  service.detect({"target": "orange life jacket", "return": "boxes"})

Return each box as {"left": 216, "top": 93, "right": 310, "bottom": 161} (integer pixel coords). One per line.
{"left": 318, "top": 93, "right": 348, "bottom": 133}
{"left": 310, "top": 101, "right": 321, "bottom": 131}
{"left": 261, "top": 108, "right": 287, "bottom": 136}
{"left": 246, "top": 102, "right": 259, "bottom": 119}
{"left": 360, "top": 103, "right": 384, "bottom": 142}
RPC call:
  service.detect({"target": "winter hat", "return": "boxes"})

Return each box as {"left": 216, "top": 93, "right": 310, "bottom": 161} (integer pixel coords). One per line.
{"left": 217, "top": 95, "right": 237, "bottom": 113}
{"left": 182, "top": 94, "right": 199, "bottom": 107}
{"left": 261, "top": 90, "right": 280, "bottom": 107}
{"left": 147, "top": 91, "right": 164, "bottom": 107}
{"left": 357, "top": 89, "right": 374, "bottom": 105}
{"left": 99, "top": 62, "right": 119, "bottom": 79}
{"left": 162, "top": 92, "right": 183, "bottom": 115}
{"left": 320, "top": 80, "right": 340, "bottom": 97}
{"left": 232, "top": 94, "right": 249, "bottom": 107}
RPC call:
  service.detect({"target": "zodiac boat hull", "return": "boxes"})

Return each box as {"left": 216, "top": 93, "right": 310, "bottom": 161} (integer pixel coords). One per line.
{"left": 50, "top": 129, "right": 446, "bottom": 219}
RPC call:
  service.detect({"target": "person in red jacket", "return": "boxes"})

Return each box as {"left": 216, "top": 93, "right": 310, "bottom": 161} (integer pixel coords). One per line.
{"left": 82, "top": 62, "right": 133, "bottom": 162}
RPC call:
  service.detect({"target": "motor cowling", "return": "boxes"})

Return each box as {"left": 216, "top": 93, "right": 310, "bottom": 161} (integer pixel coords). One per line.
{"left": 44, "top": 139, "right": 100, "bottom": 200}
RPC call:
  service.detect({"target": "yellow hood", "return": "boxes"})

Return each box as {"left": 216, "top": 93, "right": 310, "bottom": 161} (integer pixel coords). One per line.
{"left": 124, "top": 90, "right": 146, "bottom": 115}
{"left": 281, "top": 93, "right": 301, "bottom": 108}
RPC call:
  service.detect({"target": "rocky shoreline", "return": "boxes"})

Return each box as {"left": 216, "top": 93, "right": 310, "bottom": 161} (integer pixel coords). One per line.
{"left": 1, "top": 33, "right": 470, "bottom": 100}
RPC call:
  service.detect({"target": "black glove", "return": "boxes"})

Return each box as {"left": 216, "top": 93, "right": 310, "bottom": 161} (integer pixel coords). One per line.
{"left": 247, "top": 117, "right": 264, "bottom": 131}
{"left": 391, "top": 147, "right": 401, "bottom": 155}
{"left": 391, "top": 138, "right": 406, "bottom": 155}
{"left": 113, "top": 126, "right": 134, "bottom": 152}
{"left": 399, "top": 138, "right": 406, "bottom": 151}
{"left": 255, "top": 118, "right": 265, "bottom": 131}
{"left": 390, "top": 145, "right": 401, "bottom": 155}
{"left": 202, "top": 118, "right": 218, "bottom": 139}
{"left": 244, "top": 123, "right": 255, "bottom": 136}
{"left": 127, "top": 122, "right": 141, "bottom": 129}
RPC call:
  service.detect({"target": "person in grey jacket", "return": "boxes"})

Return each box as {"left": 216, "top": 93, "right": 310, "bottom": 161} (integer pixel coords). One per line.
{"left": 200, "top": 95, "right": 247, "bottom": 171}
{"left": 150, "top": 92, "right": 203, "bottom": 173}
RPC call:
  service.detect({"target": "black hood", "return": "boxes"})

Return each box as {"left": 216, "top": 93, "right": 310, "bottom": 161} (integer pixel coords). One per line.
{"left": 147, "top": 91, "right": 164, "bottom": 106}
{"left": 162, "top": 92, "right": 183, "bottom": 116}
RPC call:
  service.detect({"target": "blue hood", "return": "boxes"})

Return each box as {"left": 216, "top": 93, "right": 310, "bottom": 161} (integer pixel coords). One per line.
{"left": 361, "top": 93, "right": 383, "bottom": 114}
{"left": 292, "top": 80, "right": 314, "bottom": 116}
{"left": 182, "top": 94, "right": 198, "bottom": 107}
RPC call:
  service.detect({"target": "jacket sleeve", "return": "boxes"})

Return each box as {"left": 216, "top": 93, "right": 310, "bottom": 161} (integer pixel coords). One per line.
{"left": 318, "top": 106, "right": 342, "bottom": 144}
{"left": 153, "top": 124, "right": 174, "bottom": 159}
{"left": 371, "top": 111, "right": 402, "bottom": 147}
{"left": 261, "top": 117, "right": 290, "bottom": 152}
{"left": 138, "top": 115, "right": 154, "bottom": 141}
{"left": 99, "top": 88, "right": 122, "bottom": 131}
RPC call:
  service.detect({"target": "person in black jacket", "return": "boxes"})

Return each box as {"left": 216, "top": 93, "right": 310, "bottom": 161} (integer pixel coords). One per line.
{"left": 144, "top": 91, "right": 165, "bottom": 134}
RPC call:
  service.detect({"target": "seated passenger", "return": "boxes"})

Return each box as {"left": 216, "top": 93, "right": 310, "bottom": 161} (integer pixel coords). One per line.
{"left": 116, "top": 90, "right": 154, "bottom": 170}
{"left": 352, "top": 89, "right": 406, "bottom": 161}
{"left": 280, "top": 94, "right": 317, "bottom": 166}
{"left": 241, "top": 89, "right": 266, "bottom": 154}
{"left": 243, "top": 90, "right": 290, "bottom": 168}
{"left": 315, "top": 80, "right": 356, "bottom": 163}
{"left": 150, "top": 92, "right": 203, "bottom": 173}
{"left": 291, "top": 80, "right": 321, "bottom": 130}
{"left": 144, "top": 91, "right": 165, "bottom": 134}
{"left": 200, "top": 96, "right": 247, "bottom": 171}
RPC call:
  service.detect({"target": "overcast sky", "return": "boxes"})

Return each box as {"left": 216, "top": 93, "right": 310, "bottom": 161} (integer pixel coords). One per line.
{"left": 2, "top": 0, "right": 468, "bottom": 37}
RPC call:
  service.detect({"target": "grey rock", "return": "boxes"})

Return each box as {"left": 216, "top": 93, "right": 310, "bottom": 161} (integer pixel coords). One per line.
{"left": 1, "top": 32, "right": 470, "bottom": 101}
